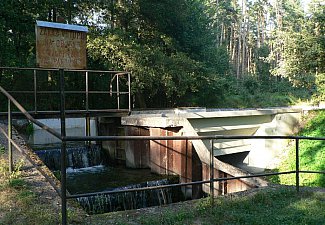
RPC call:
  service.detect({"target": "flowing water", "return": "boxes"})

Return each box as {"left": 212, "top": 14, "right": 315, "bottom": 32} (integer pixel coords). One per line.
{"left": 34, "top": 144, "right": 183, "bottom": 214}
{"left": 34, "top": 144, "right": 104, "bottom": 170}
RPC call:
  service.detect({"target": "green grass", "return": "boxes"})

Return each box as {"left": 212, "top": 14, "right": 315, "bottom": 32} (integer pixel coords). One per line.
{"left": 275, "top": 110, "right": 325, "bottom": 187}
{"left": 1, "top": 155, "right": 325, "bottom": 224}
{"left": 0, "top": 145, "right": 5, "bottom": 155}
{"left": 0, "top": 179, "right": 59, "bottom": 225}
{"left": 0, "top": 156, "right": 85, "bottom": 225}
{"left": 89, "top": 187, "right": 325, "bottom": 225}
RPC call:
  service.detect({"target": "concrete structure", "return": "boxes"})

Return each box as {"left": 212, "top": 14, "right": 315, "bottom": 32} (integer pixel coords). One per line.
{"left": 120, "top": 107, "right": 309, "bottom": 196}
{"left": 29, "top": 118, "right": 97, "bottom": 145}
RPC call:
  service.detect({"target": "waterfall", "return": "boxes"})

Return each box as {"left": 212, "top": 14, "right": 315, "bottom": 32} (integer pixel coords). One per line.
{"left": 35, "top": 145, "right": 103, "bottom": 170}
{"left": 34, "top": 144, "right": 184, "bottom": 214}
{"left": 76, "top": 179, "right": 182, "bottom": 214}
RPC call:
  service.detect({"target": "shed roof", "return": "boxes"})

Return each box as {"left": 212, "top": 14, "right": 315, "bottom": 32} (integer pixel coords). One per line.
{"left": 36, "top": 20, "right": 88, "bottom": 32}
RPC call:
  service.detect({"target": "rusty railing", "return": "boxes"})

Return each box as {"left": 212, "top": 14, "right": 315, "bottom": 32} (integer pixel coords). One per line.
{"left": 0, "top": 82, "right": 324, "bottom": 225}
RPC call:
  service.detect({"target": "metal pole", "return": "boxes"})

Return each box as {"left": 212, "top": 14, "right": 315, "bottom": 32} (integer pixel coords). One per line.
{"left": 59, "top": 69, "right": 67, "bottom": 225}
{"left": 85, "top": 71, "right": 89, "bottom": 111}
{"left": 128, "top": 73, "right": 131, "bottom": 112}
{"left": 295, "top": 138, "right": 300, "bottom": 192}
{"left": 86, "top": 115, "right": 90, "bottom": 147}
{"left": 8, "top": 99, "right": 13, "bottom": 173}
{"left": 210, "top": 139, "right": 214, "bottom": 205}
{"left": 117, "top": 74, "right": 120, "bottom": 110}
{"left": 33, "top": 69, "right": 37, "bottom": 113}
{"left": 185, "top": 139, "right": 188, "bottom": 182}
{"left": 185, "top": 139, "right": 189, "bottom": 198}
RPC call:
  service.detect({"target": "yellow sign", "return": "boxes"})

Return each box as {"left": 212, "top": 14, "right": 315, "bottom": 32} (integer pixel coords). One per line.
{"left": 36, "top": 21, "right": 88, "bottom": 69}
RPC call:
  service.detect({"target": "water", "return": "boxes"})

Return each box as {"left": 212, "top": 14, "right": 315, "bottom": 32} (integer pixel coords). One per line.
{"left": 34, "top": 145, "right": 104, "bottom": 170}
{"left": 33, "top": 144, "right": 183, "bottom": 214}
{"left": 76, "top": 179, "right": 178, "bottom": 214}
{"left": 66, "top": 165, "right": 174, "bottom": 194}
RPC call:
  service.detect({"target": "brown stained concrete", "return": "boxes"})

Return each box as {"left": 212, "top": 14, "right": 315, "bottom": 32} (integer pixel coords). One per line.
{"left": 120, "top": 107, "right": 309, "bottom": 195}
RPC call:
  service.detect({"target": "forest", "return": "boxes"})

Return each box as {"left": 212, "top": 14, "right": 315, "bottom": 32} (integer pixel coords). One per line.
{"left": 0, "top": 0, "right": 324, "bottom": 108}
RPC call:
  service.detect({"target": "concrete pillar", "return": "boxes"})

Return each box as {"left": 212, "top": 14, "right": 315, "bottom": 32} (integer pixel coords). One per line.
{"left": 149, "top": 127, "right": 192, "bottom": 182}
{"left": 125, "top": 126, "right": 150, "bottom": 168}
{"left": 98, "top": 117, "right": 122, "bottom": 163}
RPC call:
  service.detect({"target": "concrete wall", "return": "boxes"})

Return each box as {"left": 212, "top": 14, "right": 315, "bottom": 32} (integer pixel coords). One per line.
{"left": 98, "top": 117, "right": 126, "bottom": 163}
{"left": 120, "top": 107, "right": 304, "bottom": 195}
{"left": 149, "top": 127, "right": 192, "bottom": 184}
{"left": 29, "top": 118, "right": 97, "bottom": 145}
{"left": 248, "top": 112, "right": 301, "bottom": 169}
{"left": 121, "top": 125, "right": 255, "bottom": 197}
{"left": 125, "top": 126, "right": 150, "bottom": 168}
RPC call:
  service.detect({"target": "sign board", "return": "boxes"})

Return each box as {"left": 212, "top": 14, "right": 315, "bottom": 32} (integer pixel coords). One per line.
{"left": 35, "top": 21, "right": 88, "bottom": 69}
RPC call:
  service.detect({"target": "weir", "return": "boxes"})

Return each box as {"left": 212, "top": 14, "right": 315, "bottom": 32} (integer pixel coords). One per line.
{"left": 119, "top": 107, "right": 315, "bottom": 195}
{"left": 28, "top": 106, "right": 316, "bottom": 201}
{"left": 34, "top": 145, "right": 104, "bottom": 170}
{"left": 2, "top": 66, "right": 323, "bottom": 221}
{"left": 33, "top": 144, "right": 182, "bottom": 214}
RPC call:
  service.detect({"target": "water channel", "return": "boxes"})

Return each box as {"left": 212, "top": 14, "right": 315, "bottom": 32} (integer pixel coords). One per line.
{"left": 32, "top": 144, "right": 183, "bottom": 214}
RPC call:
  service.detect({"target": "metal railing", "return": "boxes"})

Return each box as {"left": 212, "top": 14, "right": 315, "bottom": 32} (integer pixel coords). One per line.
{"left": 0, "top": 67, "right": 131, "bottom": 115}
{"left": 1, "top": 82, "right": 325, "bottom": 225}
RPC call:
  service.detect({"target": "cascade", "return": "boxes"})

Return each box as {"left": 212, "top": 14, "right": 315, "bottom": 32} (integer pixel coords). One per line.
{"left": 77, "top": 179, "right": 181, "bottom": 214}
{"left": 33, "top": 144, "right": 183, "bottom": 213}
{"left": 35, "top": 145, "right": 103, "bottom": 170}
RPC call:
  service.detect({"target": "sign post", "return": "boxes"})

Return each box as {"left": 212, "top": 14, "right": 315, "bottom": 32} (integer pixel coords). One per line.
{"left": 35, "top": 21, "right": 88, "bottom": 69}
{"left": 35, "top": 21, "right": 88, "bottom": 225}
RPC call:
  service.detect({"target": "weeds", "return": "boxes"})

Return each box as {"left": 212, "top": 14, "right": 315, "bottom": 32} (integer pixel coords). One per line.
{"left": 0, "top": 158, "right": 25, "bottom": 184}
{"left": 0, "top": 145, "right": 5, "bottom": 155}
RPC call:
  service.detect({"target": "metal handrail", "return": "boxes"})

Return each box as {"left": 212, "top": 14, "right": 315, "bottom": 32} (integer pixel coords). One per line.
{"left": 67, "top": 170, "right": 298, "bottom": 199}
{"left": 0, "top": 67, "right": 131, "bottom": 113}
{"left": 0, "top": 85, "right": 62, "bottom": 140}
{"left": 62, "top": 135, "right": 325, "bottom": 141}
{"left": 1, "top": 81, "right": 325, "bottom": 225}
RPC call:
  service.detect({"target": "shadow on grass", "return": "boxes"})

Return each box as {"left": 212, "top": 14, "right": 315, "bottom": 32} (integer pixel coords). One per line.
{"left": 87, "top": 187, "right": 325, "bottom": 225}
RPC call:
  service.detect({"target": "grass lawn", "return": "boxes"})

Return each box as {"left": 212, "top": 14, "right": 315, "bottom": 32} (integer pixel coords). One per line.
{"left": 274, "top": 110, "right": 325, "bottom": 187}
{"left": 88, "top": 186, "right": 325, "bottom": 225}
{"left": 2, "top": 167, "right": 324, "bottom": 225}
{"left": 1, "top": 155, "right": 325, "bottom": 225}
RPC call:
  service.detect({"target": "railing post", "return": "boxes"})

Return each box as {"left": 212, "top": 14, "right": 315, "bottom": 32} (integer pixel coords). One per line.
{"left": 128, "top": 73, "right": 131, "bottom": 112}
{"left": 117, "top": 74, "right": 120, "bottom": 110}
{"left": 8, "top": 99, "right": 13, "bottom": 173}
{"left": 85, "top": 114, "right": 90, "bottom": 147}
{"left": 59, "top": 69, "right": 67, "bottom": 225}
{"left": 210, "top": 138, "right": 214, "bottom": 205}
{"left": 85, "top": 71, "right": 89, "bottom": 112}
{"left": 33, "top": 69, "right": 37, "bottom": 113}
{"left": 295, "top": 138, "right": 300, "bottom": 193}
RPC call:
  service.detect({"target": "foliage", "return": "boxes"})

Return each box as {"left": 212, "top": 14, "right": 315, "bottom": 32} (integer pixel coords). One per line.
{"left": 25, "top": 122, "right": 34, "bottom": 136}
{"left": 276, "top": 110, "right": 325, "bottom": 187}
{"left": 0, "top": 0, "right": 323, "bottom": 109}
{"left": 272, "top": 0, "right": 324, "bottom": 93}
{"left": 313, "top": 72, "right": 325, "bottom": 103}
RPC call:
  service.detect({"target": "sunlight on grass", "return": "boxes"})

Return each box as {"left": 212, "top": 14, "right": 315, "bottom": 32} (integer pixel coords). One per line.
{"left": 276, "top": 110, "right": 325, "bottom": 187}
{"left": 95, "top": 187, "right": 325, "bottom": 225}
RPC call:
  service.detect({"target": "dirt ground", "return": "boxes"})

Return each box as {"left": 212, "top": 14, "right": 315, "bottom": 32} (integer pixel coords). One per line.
{"left": 0, "top": 122, "right": 62, "bottom": 213}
